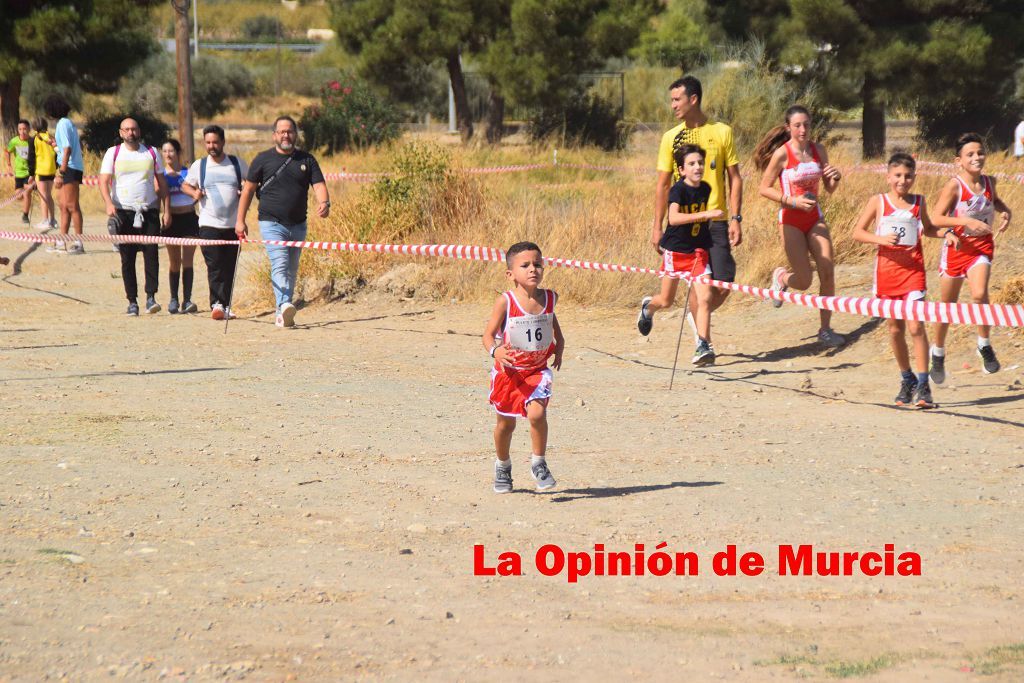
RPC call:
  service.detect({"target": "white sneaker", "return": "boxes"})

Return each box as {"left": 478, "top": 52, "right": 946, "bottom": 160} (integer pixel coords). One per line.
{"left": 35, "top": 220, "right": 52, "bottom": 231}
{"left": 280, "top": 302, "right": 296, "bottom": 327}
{"left": 224, "top": 307, "right": 237, "bottom": 320}
{"left": 770, "top": 267, "right": 788, "bottom": 308}
{"left": 46, "top": 241, "right": 66, "bottom": 253}
{"left": 67, "top": 241, "right": 84, "bottom": 255}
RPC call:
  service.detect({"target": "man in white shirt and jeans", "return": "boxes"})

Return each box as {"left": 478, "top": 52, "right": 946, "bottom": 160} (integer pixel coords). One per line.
{"left": 182, "top": 125, "right": 248, "bottom": 320}
{"left": 99, "top": 118, "right": 171, "bottom": 315}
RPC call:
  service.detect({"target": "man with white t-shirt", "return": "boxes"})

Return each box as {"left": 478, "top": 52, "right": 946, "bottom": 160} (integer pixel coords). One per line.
{"left": 99, "top": 118, "right": 171, "bottom": 316}
{"left": 182, "top": 125, "right": 248, "bottom": 320}
{"left": 1015, "top": 118, "right": 1024, "bottom": 159}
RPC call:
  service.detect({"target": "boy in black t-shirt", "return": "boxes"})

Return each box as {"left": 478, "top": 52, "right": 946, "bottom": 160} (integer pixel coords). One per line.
{"left": 636, "top": 144, "right": 724, "bottom": 365}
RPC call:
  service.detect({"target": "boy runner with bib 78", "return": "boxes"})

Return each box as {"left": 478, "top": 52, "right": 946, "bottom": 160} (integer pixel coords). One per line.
{"left": 851, "top": 153, "right": 960, "bottom": 409}
{"left": 482, "top": 242, "right": 565, "bottom": 494}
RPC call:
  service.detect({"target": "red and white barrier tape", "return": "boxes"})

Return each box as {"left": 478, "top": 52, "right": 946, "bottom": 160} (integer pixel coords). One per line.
{"left": 2, "top": 229, "right": 1021, "bottom": 327}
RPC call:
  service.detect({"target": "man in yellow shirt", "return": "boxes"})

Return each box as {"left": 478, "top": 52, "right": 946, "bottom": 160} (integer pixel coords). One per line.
{"left": 653, "top": 76, "right": 743, "bottom": 310}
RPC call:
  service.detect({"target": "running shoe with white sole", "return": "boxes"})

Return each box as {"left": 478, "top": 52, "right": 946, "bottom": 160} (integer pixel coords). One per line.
{"left": 224, "top": 307, "right": 237, "bottom": 320}
{"left": 126, "top": 302, "right": 139, "bottom": 316}
{"left": 817, "top": 328, "right": 846, "bottom": 347}
{"left": 494, "top": 464, "right": 512, "bottom": 494}
{"left": 168, "top": 298, "right": 180, "bottom": 315}
{"left": 145, "top": 297, "right": 161, "bottom": 314}
{"left": 35, "top": 220, "right": 52, "bottom": 231}
{"left": 46, "top": 241, "right": 66, "bottom": 254}
{"left": 894, "top": 378, "right": 917, "bottom": 406}
{"left": 66, "top": 241, "right": 84, "bottom": 255}
{"left": 530, "top": 460, "right": 556, "bottom": 491}
{"left": 914, "top": 383, "right": 936, "bottom": 409}
{"left": 929, "top": 351, "right": 946, "bottom": 384}
{"left": 692, "top": 338, "right": 716, "bottom": 366}
{"left": 977, "top": 345, "right": 1000, "bottom": 374}
{"left": 770, "top": 267, "right": 788, "bottom": 308}
{"left": 280, "top": 302, "right": 297, "bottom": 328}
{"left": 637, "top": 296, "right": 653, "bottom": 336}
{"left": 181, "top": 300, "right": 198, "bottom": 314}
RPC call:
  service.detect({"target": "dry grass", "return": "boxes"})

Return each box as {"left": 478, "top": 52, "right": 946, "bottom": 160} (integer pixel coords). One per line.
{"left": 274, "top": 138, "right": 1024, "bottom": 317}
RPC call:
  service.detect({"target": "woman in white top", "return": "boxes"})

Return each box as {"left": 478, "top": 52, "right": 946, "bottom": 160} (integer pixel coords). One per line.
{"left": 161, "top": 139, "right": 199, "bottom": 314}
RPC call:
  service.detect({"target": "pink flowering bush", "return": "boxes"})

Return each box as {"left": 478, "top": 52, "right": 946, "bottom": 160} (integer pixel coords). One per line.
{"left": 300, "top": 78, "right": 400, "bottom": 152}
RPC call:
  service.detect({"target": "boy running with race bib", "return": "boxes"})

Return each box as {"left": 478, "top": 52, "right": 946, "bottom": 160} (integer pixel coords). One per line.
{"left": 482, "top": 242, "right": 565, "bottom": 494}
{"left": 637, "top": 144, "right": 721, "bottom": 366}
{"left": 928, "top": 133, "right": 1012, "bottom": 380}
{"left": 851, "top": 153, "right": 960, "bottom": 408}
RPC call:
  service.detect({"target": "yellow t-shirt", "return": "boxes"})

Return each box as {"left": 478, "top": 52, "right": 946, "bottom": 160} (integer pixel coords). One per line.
{"left": 33, "top": 132, "right": 58, "bottom": 177}
{"left": 657, "top": 120, "right": 739, "bottom": 213}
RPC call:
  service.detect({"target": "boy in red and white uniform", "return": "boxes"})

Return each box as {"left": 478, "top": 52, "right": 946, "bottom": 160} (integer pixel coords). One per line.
{"left": 482, "top": 242, "right": 565, "bottom": 494}
{"left": 929, "top": 133, "right": 1012, "bottom": 380}
{"left": 852, "top": 153, "right": 960, "bottom": 408}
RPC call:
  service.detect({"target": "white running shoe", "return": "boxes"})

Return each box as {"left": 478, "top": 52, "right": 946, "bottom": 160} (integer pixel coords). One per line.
{"left": 770, "top": 267, "right": 788, "bottom": 308}
{"left": 35, "top": 220, "right": 52, "bottom": 231}
{"left": 66, "top": 241, "right": 84, "bottom": 255}
{"left": 280, "top": 302, "right": 297, "bottom": 328}
{"left": 46, "top": 241, "right": 66, "bottom": 254}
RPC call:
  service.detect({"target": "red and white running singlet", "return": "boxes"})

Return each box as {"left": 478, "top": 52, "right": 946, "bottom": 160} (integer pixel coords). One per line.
{"left": 498, "top": 289, "right": 556, "bottom": 371}
{"left": 940, "top": 175, "right": 995, "bottom": 279}
{"left": 873, "top": 193, "right": 925, "bottom": 298}
{"left": 778, "top": 141, "right": 823, "bottom": 232}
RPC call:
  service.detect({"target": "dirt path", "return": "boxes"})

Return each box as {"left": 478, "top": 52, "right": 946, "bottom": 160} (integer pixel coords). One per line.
{"left": 1, "top": 210, "right": 1023, "bottom": 682}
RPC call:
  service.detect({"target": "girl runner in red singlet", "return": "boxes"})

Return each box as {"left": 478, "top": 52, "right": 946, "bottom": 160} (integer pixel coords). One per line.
{"left": 928, "top": 133, "right": 1012, "bottom": 381}
{"left": 482, "top": 242, "right": 565, "bottom": 494}
{"left": 851, "top": 153, "right": 960, "bottom": 409}
{"left": 754, "top": 105, "right": 844, "bottom": 347}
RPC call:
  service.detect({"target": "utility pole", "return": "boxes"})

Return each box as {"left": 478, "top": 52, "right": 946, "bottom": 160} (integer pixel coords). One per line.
{"left": 173, "top": 0, "right": 195, "bottom": 163}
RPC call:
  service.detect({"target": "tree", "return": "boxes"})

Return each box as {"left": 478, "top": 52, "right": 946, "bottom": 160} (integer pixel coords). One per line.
{"left": 634, "top": 0, "right": 718, "bottom": 70}
{"left": 0, "top": 0, "right": 161, "bottom": 138}
{"left": 785, "top": 0, "right": 1024, "bottom": 157}
{"left": 331, "top": 0, "right": 499, "bottom": 143}
{"left": 332, "top": 0, "right": 657, "bottom": 143}
{"left": 476, "top": 0, "right": 659, "bottom": 118}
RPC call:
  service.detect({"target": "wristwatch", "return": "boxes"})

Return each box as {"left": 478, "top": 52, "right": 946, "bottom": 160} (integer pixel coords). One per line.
{"left": 320, "top": 200, "right": 331, "bottom": 208}
{"left": 730, "top": 214, "right": 743, "bottom": 223}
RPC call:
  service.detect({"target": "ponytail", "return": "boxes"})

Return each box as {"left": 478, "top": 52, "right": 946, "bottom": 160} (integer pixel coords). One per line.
{"left": 752, "top": 125, "right": 791, "bottom": 171}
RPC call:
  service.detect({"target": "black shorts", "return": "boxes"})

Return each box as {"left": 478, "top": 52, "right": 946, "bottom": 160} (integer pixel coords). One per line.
{"left": 37, "top": 174, "right": 55, "bottom": 182}
{"left": 164, "top": 211, "right": 200, "bottom": 238}
{"left": 708, "top": 220, "right": 737, "bottom": 282}
{"left": 61, "top": 168, "right": 84, "bottom": 184}
{"left": 14, "top": 177, "right": 29, "bottom": 189}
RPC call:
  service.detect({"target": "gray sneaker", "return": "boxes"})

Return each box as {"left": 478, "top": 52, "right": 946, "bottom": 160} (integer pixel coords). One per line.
{"left": 493, "top": 463, "right": 512, "bottom": 494}
{"left": 929, "top": 351, "right": 946, "bottom": 384}
{"left": 692, "top": 338, "right": 716, "bottom": 366}
{"left": 145, "top": 297, "right": 161, "bottom": 314}
{"left": 818, "top": 328, "right": 846, "bottom": 347}
{"left": 977, "top": 345, "right": 1000, "bottom": 374}
{"left": 637, "top": 296, "right": 653, "bottom": 336}
{"left": 530, "top": 459, "right": 556, "bottom": 491}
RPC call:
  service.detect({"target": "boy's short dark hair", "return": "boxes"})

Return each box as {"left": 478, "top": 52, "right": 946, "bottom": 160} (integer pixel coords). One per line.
{"left": 505, "top": 241, "right": 542, "bottom": 268}
{"left": 673, "top": 144, "right": 706, "bottom": 169}
{"left": 202, "top": 124, "right": 226, "bottom": 141}
{"left": 955, "top": 132, "right": 983, "bottom": 155}
{"left": 887, "top": 152, "right": 916, "bottom": 171}
{"left": 668, "top": 75, "right": 702, "bottom": 104}
{"left": 17, "top": 119, "right": 30, "bottom": 128}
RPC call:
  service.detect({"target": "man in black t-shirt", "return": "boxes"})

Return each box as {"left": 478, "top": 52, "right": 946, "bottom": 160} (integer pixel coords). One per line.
{"left": 236, "top": 115, "right": 330, "bottom": 328}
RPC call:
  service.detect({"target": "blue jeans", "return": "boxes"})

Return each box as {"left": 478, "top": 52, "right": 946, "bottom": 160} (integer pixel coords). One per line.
{"left": 259, "top": 220, "right": 307, "bottom": 311}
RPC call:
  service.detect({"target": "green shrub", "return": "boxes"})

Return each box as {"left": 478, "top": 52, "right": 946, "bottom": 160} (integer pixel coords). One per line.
{"left": 82, "top": 112, "right": 171, "bottom": 155}
{"left": 241, "top": 15, "right": 285, "bottom": 41}
{"left": 300, "top": 78, "right": 401, "bottom": 153}
{"left": 528, "top": 91, "right": 628, "bottom": 151}
{"left": 119, "top": 52, "right": 255, "bottom": 119}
